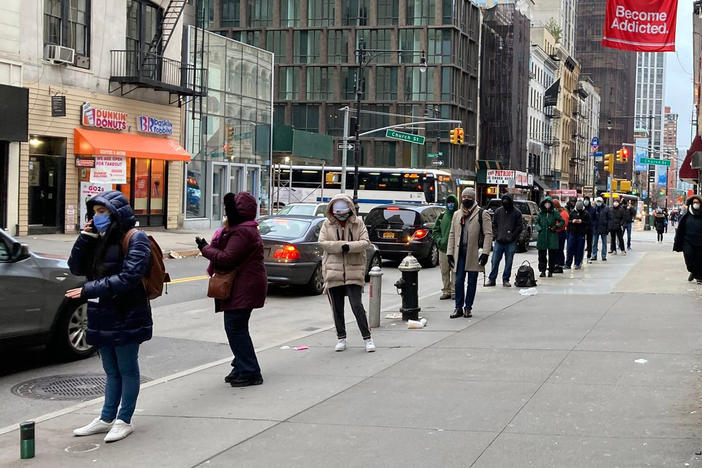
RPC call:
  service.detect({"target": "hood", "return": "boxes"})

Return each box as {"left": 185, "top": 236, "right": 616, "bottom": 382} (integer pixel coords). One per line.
{"left": 234, "top": 192, "right": 258, "bottom": 222}
{"left": 501, "top": 193, "right": 514, "bottom": 210}
{"left": 539, "top": 196, "right": 554, "bottom": 211}
{"left": 86, "top": 190, "right": 136, "bottom": 231}
{"left": 686, "top": 195, "right": 702, "bottom": 206}
{"left": 326, "top": 193, "right": 357, "bottom": 223}
{"left": 446, "top": 194, "right": 459, "bottom": 212}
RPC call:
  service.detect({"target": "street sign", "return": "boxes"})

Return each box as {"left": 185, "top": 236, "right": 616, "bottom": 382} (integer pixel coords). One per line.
{"left": 591, "top": 137, "right": 599, "bottom": 147}
{"left": 431, "top": 160, "right": 444, "bottom": 166}
{"left": 385, "top": 129, "right": 425, "bottom": 145}
{"left": 338, "top": 143, "right": 354, "bottom": 150}
{"left": 594, "top": 151, "right": 603, "bottom": 156}
{"left": 640, "top": 157, "right": 671, "bottom": 166}
{"left": 426, "top": 152, "right": 443, "bottom": 158}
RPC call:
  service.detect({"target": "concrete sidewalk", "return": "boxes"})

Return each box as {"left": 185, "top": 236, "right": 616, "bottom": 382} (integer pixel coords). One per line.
{"left": 2, "top": 243, "right": 702, "bottom": 467}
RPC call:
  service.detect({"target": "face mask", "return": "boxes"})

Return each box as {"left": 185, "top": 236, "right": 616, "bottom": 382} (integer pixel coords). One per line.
{"left": 583, "top": 200, "right": 590, "bottom": 206}
{"left": 462, "top": 199, "right": 475, "bottom": 210}
{"left": 502, "top": 199, "right": 512, "bottom": 208}
{"left": 447, "top": 202, "right": 455, "bottom": 211}
{"left": 613, "top": 202, "right": 619, "bottom": 208}
{"left": 334, "top": 212, "right": 349, "bottom": 222}
{"left": 596, "top": 201, "right": 603, "bottom": 207}
{"left": 93, "top": 214, "right": 111, "bottom": 233}
{"left": 694, "top": 203, "right": 701, "bottom": 211}
{"left": 544, "top": 203, "right": 552, "bottom": 210}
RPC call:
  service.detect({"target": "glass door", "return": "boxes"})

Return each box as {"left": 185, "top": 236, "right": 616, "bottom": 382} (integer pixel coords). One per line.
{"left": 212, "top": 163, "right": 228, "bottom": 222}
{"left": 229, "top": 165, "right": 244, "bottom": 195}
{"left": 245, "top": 165, "right": 261, "bottom": 215}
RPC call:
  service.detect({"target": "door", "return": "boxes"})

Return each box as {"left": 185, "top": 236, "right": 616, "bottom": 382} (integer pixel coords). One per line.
{"left": 244, "top": 165, "right": 261, "bottom": 215}
{"left": 28, "top": 155, "right": 65, "bottom": 233}
{"left": 212, "top": 163, "right": 228, "bottom": 222}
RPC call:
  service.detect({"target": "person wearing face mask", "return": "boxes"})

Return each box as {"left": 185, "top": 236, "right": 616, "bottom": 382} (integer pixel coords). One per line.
{"left": 625, "top": 200, "right": 637, "bottom": 250}
{"left": 67, "top": 191, "right": 152, "bottom": 443}
{"left": 590, "top": 197, "right": 611, "bottom": 262}
{"left": 583, "top": 196, "right": 596, "bottom": 262}
{"left": 564, "top": 200, "right": 591, "bottom": 270}
{"left": 486, "top": 194, "right": 523, "bottom": 287}
{"left": 552, "top": 199, "right": 569, "bottom": 273}
{"left": 318, "top": 194, "right": 375, "bottom": 352}
{"left": 653, "top": 208, "right": 666, "bottom": 242}
{"left": 535, "top": 196, "right": 565, "bottom": 277}
{"left": 432, "top": 194, "right": 460, "bottom": 299}
{"left": 608, "top": 199, "right": 627, "bottom": 255}
{"left": 446, "top": 188, "right": 493, "bottom": 319}
{"left": 674, "top": 195, "right": 702, "bottom": 284}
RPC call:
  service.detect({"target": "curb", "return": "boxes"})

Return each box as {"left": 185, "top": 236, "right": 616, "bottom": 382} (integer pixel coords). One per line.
{"left": 167, "top": 249, "right": 201, "bottom": 259}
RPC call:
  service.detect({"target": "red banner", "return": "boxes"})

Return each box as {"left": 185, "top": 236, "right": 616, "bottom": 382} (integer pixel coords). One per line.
{"left": 601, "top": 0, "right": 678, "bottom": 52}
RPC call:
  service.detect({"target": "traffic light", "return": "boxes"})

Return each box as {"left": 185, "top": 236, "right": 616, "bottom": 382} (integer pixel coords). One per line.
{"left": 456, "top": 127, "right": 465, "bottom": 145}
{"left": 615, "top": 149, "right": 624, "bottom": 163}
{"left": 449, "top": 128, "right": 458, "bottom": 145}
{"left": 603, "top": 153, "right": 614, "bottom": 173}
{"left": 621, "top": 148, "right": 629, "bottom": 162}
{"left": 619, "top": 180, "right": 632, "bottom": 192}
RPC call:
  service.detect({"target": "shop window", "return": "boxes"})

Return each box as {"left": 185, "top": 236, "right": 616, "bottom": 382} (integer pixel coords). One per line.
{"left": 187, "top": 161, "right": 206, "bottom": 218}
{"left": 44, "top": 0, "right": 91, "bottom": 66}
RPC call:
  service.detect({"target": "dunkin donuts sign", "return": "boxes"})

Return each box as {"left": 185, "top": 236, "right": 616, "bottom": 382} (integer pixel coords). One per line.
{"left": 81, "top": 102, "right": 128, "bottom": 130}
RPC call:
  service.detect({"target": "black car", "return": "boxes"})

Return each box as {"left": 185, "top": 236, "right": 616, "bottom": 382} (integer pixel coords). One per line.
{"left": 485, "top": 198, "right": 539, "bottom": 252}
{"left": 260, "top": 216, "right": 381, "bottom": 295}
{"left": 365, "top": 204, "right": 444, "bottom": 267}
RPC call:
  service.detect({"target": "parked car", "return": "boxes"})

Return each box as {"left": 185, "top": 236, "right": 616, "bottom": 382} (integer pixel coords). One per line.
{"left": 0, "top": 229, "right": 91, "bottom": 360}
{"left": 260, "top": 216, "right": 381, "bottom": 295}
{"left": 365, "top": 204, "right": 444, "bottom": 267}
{"left": 485, "top": 198, "right": 539, "bottom": 252}
{"left": 274, "top": 203, "right": 327, "bottom": 217}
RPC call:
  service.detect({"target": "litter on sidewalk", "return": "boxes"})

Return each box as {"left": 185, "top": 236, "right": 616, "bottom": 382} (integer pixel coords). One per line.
{"left": 385, "top": 313, "right": 403, "bottom": 319}
{"left": 407, "top": 318, "right": 428, "bottom": 329}
{"left": 634, "top": 358, "right": 648, "bottom": 364}
{"left": 519, "top": 288, "right": 538, "bottom": 296}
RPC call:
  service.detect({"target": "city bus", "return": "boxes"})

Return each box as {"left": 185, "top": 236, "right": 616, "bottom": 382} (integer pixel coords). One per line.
{"left": 271, "top": 166, "right": 456, "bottom": 214}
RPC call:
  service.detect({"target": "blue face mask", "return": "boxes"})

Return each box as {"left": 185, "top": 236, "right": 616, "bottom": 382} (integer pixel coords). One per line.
{"left": 447, "top": 202, "right": 455, "bottom": 211}
{"left": 334, "top": 213, "right": 349, "bottom": 222}
{"left": 93, "top": 214, "right": 111, "bottom": 233}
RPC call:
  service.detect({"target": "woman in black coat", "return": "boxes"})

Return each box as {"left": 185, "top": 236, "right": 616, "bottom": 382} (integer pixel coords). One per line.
{"left": 67, "top": 191, "right": 152, "bottom": 443}
{"left": 674, "top": 195, "right": 702, "bottom": 284}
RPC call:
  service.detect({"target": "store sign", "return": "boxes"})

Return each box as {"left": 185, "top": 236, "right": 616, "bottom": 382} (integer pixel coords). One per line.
{"left": 90, "top": 156, "right": 127, "bottom": 184}
{"left": 75, "top": 157, "right": 95, "bottom": 168}
{"left": 51, "top": 95, "right": 66, "bottom": 117}
{"left": 515, "top": 171, "right": 529, "bottom": 187}
{"left": 486, "top": 170, "right": 515, "bottom": 185}
{"left": 137, "top": 115, "right": 173, "bottom": 135}
{"left": 81, "top": 102, "right": 127, "bottom": 130}
{"left": 80, "top": 182, "right": 111, "bottom": 225}
{"left": 601, "top": 0, "right": 678, "bottom": 52}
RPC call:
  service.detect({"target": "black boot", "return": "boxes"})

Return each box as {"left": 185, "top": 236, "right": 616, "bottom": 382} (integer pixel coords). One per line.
{"left": 548, "top": 271, "right": 553, "bottom": 277}
{"left": 450, "top": 308, "right": 464, "bottom": 319}
{"left": 539, "top": 271, "right": 546, "bottom": 278}
{"left": 463, "top": 308, "right": 473, "bottom": 318}
{"left": 230, "top": 375, "right": 264, "bottom": 387}
{"left": 689, "top": 273, "right": 695, "bottom": 282}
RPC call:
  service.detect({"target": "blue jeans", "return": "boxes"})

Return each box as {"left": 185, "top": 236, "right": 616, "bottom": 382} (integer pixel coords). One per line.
{"left": 100, "top": 343, "right": 140, "bottom": 424}
{"left": 455, "top": 250, "right": 479, "bottom": 310}
{"left": 591, "top": 233, "right": 608, "bottom": 260}
{"left": 565, "top": 233, "right": 586, "bottom": 267}
{"left": 489, "top": 241, "right": 517, "bottom": 282}
{"left": 625, "top": 222, "right": 633, "bottom": 248}
{"left": 223, "top": 309, "right": 261, "bottom": 379}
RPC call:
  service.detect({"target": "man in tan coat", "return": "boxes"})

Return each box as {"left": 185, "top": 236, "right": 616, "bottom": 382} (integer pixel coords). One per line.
{"left": 446, "top": 188, "right": 494, "bottom": 318}
{"left": 318, "top": 194, "right": 375, "bottom": 352}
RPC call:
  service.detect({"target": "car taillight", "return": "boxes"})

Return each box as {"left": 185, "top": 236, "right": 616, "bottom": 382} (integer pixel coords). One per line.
{"left": 273, "top": 244, "right": 301, "bottom": 260}
{"left": 411, "top": 229, "right": 429, "bottom": 240}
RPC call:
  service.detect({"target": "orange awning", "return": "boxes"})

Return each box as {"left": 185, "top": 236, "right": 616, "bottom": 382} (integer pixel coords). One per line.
{"left": 74, "top": 128, "right": 191, "bottom": 162}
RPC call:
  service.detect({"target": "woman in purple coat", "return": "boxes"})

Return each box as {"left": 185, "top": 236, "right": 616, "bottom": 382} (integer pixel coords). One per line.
{"left": 196, "top": 192, "right": 267, "bottom": 387}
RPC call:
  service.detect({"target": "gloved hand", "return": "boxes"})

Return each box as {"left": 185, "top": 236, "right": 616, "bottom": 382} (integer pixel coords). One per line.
{"left": 342, "top": 244, "right": 350, "bottom": 253}
{"left": 195, "top": 236, "right": 208, "bottom": 251}
{"left": 479, "top": 253, "right": 489, "bottom": 266}
{"left": 447, "top": 255, "right": 455, "bottom": 269}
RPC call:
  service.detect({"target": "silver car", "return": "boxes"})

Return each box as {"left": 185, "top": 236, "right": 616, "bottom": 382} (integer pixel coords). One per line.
{"left": 0, "top": 229, "right": 92, "bottom": 359}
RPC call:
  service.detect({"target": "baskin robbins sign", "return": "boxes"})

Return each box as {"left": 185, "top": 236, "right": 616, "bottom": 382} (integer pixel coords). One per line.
{"left": 81, "top": 102, "right": 127, "bottom": 130}
{"left": 137, "top": 115, "right": 173, "bottom": 135}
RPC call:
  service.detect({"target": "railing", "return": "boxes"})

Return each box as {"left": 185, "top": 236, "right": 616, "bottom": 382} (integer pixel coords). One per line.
{"left": 110, "top": 49, "right": 205, "bottom": 95}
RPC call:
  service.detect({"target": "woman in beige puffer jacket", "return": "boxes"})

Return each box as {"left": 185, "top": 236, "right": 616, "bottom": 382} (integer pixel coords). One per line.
{"left": 319, "top": 194, "right": 376, "bottom": 353}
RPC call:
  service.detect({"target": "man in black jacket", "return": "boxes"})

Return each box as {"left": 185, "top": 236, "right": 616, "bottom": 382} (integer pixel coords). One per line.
{"left": 590, "top": 197, "right": 611, "bottom": 262}
{"left": 564, "top": 200, "right": 591, "bottom": 270}
{"left": 609, "top": 199, "right": 627, "bottom": 255}
{"left": 625, "top": 200, "right": 636, "bottom": 250}
{"left": 486, "top": 194, "right": 523, "bottom": 287}
{"left": 583, "top": 196, "right": 596, "bottom": 262}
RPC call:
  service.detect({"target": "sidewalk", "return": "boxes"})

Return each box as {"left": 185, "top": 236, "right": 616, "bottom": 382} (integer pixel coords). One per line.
{"left": 1, "top": 240, "right": 701, "bottom": 467}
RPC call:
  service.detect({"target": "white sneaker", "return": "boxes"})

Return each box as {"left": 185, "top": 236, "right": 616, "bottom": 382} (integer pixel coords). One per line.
{"left": 73, "top": 418, "right": 113, "bottom": 436}
{"left": 364, "top": 338, "right": 376, "bottom": 353}
{"left": 104, "top": 419, "right": 133, "bottom": 443}
{"left": 334, "top": 339, "right": 347, "bottom": 352}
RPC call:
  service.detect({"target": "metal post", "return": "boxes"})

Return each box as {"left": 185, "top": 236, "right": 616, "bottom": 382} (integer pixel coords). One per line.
{"left": 320, "top": 161, "right": 325, "bottom": 203}
{"left": 353, "top": 46, "right": 364, "bottom": 205}
{"left": 368, "top": 266, "right": 383, "bottom": 328}
{"left": 341, "top": 106, "right": 350, "bottom": 194}
{"left": 288, "top": 158, "right": 293, "bottom": 205}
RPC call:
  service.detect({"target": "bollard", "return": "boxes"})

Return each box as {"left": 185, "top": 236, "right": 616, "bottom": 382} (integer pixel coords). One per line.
{"left": 394, "top": 254, "right": 422, "bottom": 321}
{"left": 20, "top": 421, "right": 35, "bottom": 459}
{"left": 368, "top": 266, "right": 383, "bottom": 328}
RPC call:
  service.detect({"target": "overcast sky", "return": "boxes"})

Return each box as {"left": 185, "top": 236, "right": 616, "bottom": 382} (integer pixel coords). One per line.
{"left": 664, "top": 0, "right": 695, "bottom": 152}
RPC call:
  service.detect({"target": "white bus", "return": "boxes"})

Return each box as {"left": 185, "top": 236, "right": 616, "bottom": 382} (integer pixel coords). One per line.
{"left": 272, "top": 166, "right": 456, "bottom": 214}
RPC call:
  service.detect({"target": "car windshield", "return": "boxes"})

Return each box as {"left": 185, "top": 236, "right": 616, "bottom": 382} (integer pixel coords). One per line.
{"left": 366, "top": 208, "right": 419, "bottom": 227}
{"left": 515, "top": 203, "right": 531, "bottom": 215}
{"left": 259, "top": 218, "right": 311, "bottom": 240}
{"left": 277, "top": 205, "right": 318, "bottom": 216}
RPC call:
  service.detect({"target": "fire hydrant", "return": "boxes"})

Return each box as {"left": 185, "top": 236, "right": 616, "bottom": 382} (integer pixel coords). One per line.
{"left": 395, "top": 253, "right": 422, "bottom": 321}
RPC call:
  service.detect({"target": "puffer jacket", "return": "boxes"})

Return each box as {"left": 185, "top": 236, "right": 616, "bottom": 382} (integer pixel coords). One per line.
{"left": 432, "top": 194, "right": 459, "bottom": 252}
{"left": 201, "top": 192, "right": 267, "bottom": 312}
{"left": 535, "top": 197, "right": 565, "bottom": 250}
{"left": 318, "top": 194, "right": 371, "bottom": 290}
{"left": 68, "top": 191, "right": 152, "bottom": 347}
{"left": 610, "top": 205, "right": 627, "bottom": 230}
{"left": 591, "top": 204, "right": 611, "bottom": 235}
{"left": 567, "top": 208, "right": 591, "bottom": 236}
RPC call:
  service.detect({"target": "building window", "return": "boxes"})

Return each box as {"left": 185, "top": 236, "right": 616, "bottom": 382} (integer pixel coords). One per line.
{"left": 292, "top": 104, "right": 319, "bottom": 132}
{"left": 405, "top": 67, "right": 433, "bottom": 101}
{"left": 375, "top": 67, "right": 398, "bottom": 100}
{"left": 407, "top": 0, "right": 435, "bottom": 26}
{"left": 428, "top": 29, "right": 452, "bottom": 64}
{"left": 44, "top": 0, "right": 91, "bottom": 62}
{"left": 375, "top": 141, "right": 396, "bottom": 166}
{"left": 307, "top": 67, "right": 331, "bottom": 100}
{"left": 399, "top": 29, "right": 421, "bottom": 63}
{"left": 357, "top": 30, "right": 391, "bottom": 63}
{"left": 308, "top": 0, "right": 334, "bottom": 27}
{"left": 341, "top": 67, "right": 358, "bottom": 100}
{"left": 281, "top": 0, "right": 300, "bottom": 27}
{"left": 440, "top": 67, "right": 455, "bottom": 102}
{"left": 361, "top": 105, "right": 390, "bottom": 131}
{"left": 294, "top": 30, "right": 322, "bottom": 64}
{"left": 247, "top": 0, "right": 272, "bottom": 27}
{"left": 266, "top": 30, "right": 287, "bottom": 62}
{"left": 327, "top": 30, "right": 349, "bottom": 63}
{"left": 278, "top": 67, "right": 300, "bottom": 100}
{"left": 326, "top": 107, "right": 344, "bottom": 136}
{"left": 343, "top": 0, "right": 369, "bottom": 26}
{"left": 221, "top": 0, "right": 240, "bottom": 27}
{"left": 377, "top": 0, "right": 398, "bottom": 25}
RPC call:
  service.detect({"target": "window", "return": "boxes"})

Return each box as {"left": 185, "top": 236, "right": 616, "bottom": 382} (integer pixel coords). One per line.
{"left": 428, "top": 29, "right": 452, "bottom": 64}
{"left": 307, "top": 67, "right": 331, "bottom": 100}
{"left": 405, "top": 67, "right": 433, "bottom": 101}
{"left": 326, "top": 107, "right": 344, "bottom": 136}
{"left": 357, "top": 30, "right": 391, "bottom": 63}
{"left": 294, "top": 30, "right": 321, "bottom": 63}
{"left": 407, "top": 0, "right": 435, "bottom": 25}
{"left": 374, "top": 142, "right": 397, "bottom": 166}
{"left": 278, "top": 67, "right": 300, "bottom": 100}
{"left": 247, "top": 0, "right": 272, "bottom": 27}
{"left": 440, "top": 67, "right": 455, "bottom": 102}
{"left": 266, "top": 30, "right": 287, "bottom": 61}
{"left": 327, "top": 30, "right": 349, "bottom": 63}
{"left": 343, "top": 0, "right": 369, "bottom": 26}
{"left": 281, "top": 0, "right": 300, "bottom": 27}
{"left": 44, "top": 0, "right": 91, "bottom": 62}
{"left": 442, "top": 0, "right": 455, "bottom": 24}
{"left": 399, "top": 29, "right": 421, "bottom": 63}
{"left": 341, "top": 67, "right": 359, "bottom": 100}
{"left": 221, "top": 0, "right": 240, "bottom": 27}
{"left": 377, "top": 0, "right": 398, "bottom": 25}
{"left": 308, "top": 0, "right": 334, "bottom": 27}
{"left": 375, "top": 67, "right": 398, "bottom": 100}
{"left": 125, "top": 0, "right": 162, "bottom": 79}
{"left": 292, "top": 104, "right": 319, "bottom": 132}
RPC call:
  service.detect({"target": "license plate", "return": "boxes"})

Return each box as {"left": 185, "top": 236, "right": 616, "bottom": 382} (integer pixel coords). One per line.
{"left": 382, "top": 232, "right": 395, "bottom": 239}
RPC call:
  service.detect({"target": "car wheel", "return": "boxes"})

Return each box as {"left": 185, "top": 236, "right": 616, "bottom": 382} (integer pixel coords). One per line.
{"left": 365, "top": 253, "right": 381, "bottom": 281}
{"left": 51, "top": 300, "right": 94, "bottom": 360}
{"left": 306, "top": 264, "right": 325, "bottom": 295}
{"left": 420, "top": 242, "right": 439, "bottom": 268}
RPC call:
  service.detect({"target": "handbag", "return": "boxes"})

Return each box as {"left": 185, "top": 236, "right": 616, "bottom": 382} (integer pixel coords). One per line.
{"left": 206, "top": 248, "right": 258, "bottom": 300}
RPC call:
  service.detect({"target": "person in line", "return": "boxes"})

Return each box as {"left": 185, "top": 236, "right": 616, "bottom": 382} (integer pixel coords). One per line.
{"left": 625, "top": 200, "right": 636, "bottom": 250}
{"left": 654, "top": 208, "right": 667, "bottom": 243}
{"left": 609, "top": 199, "right": 627, "bottom": 256}
{"left": 486, "top": 193, "right": 523, "bottom": 287}
{"left": 564, "top": 200, "right": 591, "bottom": 270}
{"left": 590, "top": 197, "right": 611, "bottom": 262}
{"left": 197, "top": 192, "right": 267, "bottom": 387}
{"left": 535, "top": 196, "right": 565, "bottom": 277}
{"left": 447, "top": 188, "right": 493, "bottom": 319}
{"left": 583, "top": 196, "right": 596, "bottom": 263}
{"left": 432, "top": 194, "right": 459, "bottom": 300}
{"left": 67, "top": 191, "right": 152, "bottom": 443}
{"left": 552, "top": 199, "right": 569, "bottom": 273}
{"left": 318, "top": 194, "right": 375, "bottom": 352}
{"left": 674, "top": 195, "right": 702, "bottom": 284}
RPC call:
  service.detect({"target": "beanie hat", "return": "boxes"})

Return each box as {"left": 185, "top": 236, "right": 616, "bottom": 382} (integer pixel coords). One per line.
{"left": 461, "top": 187, "right": 476, "bottom": 199}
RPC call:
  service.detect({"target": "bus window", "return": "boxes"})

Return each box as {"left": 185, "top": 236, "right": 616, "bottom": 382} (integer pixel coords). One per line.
{"left": 436, "top": 178, "right": 451, "bottom": 203}
{"left": 423, "top": 174, "right": 436, "bottom": 203}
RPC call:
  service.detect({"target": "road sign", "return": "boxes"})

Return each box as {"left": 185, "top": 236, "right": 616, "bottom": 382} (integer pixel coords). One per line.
{"left": 431, "top": 160, "right": 444, "bottom": 166}
{"left": 386, "top": 129, "right": 425, "bottom": 145}
{"left": 594, "top": 151, "right": 603, "bottom": 157}
{"left": 337, "top": 143, "right": 354, "bottom": 150}
{"left": 427, "top": 152, "right": 444, "bottom": 158}
{"left": 640, "top": 157, "right": 671, "bottom": 166}
{"left": 591, "top": 137, "right": 599, "bottom": 147}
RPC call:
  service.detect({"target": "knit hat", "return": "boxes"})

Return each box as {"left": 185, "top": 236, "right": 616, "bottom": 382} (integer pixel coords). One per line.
{"left": 595, "top": 197, "right": 604, "bottom": 203}
{"left": 461, "top": 187, "right": 476, "bottom": 199}
{"left": 576, "top": 200, "right": 584, "bottom": 210}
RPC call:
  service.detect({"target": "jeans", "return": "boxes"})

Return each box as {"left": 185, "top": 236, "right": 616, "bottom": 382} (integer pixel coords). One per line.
{"left": 438, "top": 250, "right": 455, "bottom": 295}
{"left": 223, "top": 309, "right": 261, "bottom": 379}
{"left": 537, "top": 249, "right": 558, "bottom": 273}
{"left": 610, "top": 228, "right": 625, "bottom": 252}
{"left": 565, "top": 233, "right": 586, "bottom": 267}
{"left": 328, "top": 285, "right": 371, "bottom": 340}
{"left": 100, "top": 343, "right": 140, "bottom": 424}
{"left": 556, "top": 231, "right": 567, "bottom": 267}
{"left": 586, "top": 231, "right": 593, "bottom": 259}
{"left": 455, "top": 251, "right": 479, "bottom": 310}
{"left": 625, "top": 222, "right": 633, "bottom": 248}
{"left": 489, "top": 241, "right": 517, "bottom": 282}
{"left": 592, "top": 233, "right": 608, "bottom": 259}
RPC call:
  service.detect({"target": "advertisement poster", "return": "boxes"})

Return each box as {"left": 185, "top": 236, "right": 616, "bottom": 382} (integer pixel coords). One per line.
{"left": 80, "top": 181, "right": 111, "bottom": 224}
{"left": 634, "top": 137, "right": 649, "bottom": 172}
{"left": 90, "top": 156, "right": 127, "bottom": 184}
{"left": 601, "top": 0, "right": 678, "bottom": 52}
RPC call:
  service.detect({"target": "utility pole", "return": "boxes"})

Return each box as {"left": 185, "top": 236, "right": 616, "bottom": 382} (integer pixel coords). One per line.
{"left": 340, "top": 106, "right": 350, "bottom": 194}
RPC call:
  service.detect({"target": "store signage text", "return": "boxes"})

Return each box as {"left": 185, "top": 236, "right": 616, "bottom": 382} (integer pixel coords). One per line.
{"left": 90, "top": 156, "right": 127, "bottom": 184}
{"left": 81, "top": 102, "right": 127, "bottom": 130}
{"left": 137, "top": 115, "right": 173, "bottom": 135}
{"left": 486, "top": 170, "right": 532, "bottom": 187}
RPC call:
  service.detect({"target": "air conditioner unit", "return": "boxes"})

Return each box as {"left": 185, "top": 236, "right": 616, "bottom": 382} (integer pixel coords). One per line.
{"left": 44, "top": 44, "right": 75, "bottom": 65}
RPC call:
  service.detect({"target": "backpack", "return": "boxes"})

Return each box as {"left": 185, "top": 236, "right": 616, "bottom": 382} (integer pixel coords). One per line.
{"left": 514, "top": 260, "right": 537, "bottom": 288}
{"left": 121, "top": 229, "right": 171, "bottom": 300}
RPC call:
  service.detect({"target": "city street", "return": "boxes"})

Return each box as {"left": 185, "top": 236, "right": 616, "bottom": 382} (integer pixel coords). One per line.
{"left": 1, "top": 226, "right": 702, "bottom": 467}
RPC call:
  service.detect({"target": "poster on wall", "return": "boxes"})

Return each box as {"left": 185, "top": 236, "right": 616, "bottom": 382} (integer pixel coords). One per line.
{"left": 80, "top": 181, "right": 111, "bottom": 225}
{"left": 90, "top": 156, "right": 127, "bottom": 184}
{"left": 486, "top": 170, "right": 515, "bottom": 185}
{"left": 601, "top": 0, "right": 678, "bottom": 52}
{"left": 634, "top": 137, "right": 649, "bottom": 172}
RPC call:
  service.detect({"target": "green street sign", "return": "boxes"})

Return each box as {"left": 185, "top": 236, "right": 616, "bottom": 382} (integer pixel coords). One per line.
{"left": 427, "top": 152, "right": 443, "bottom": 158}
{"left": 385, "top": 129, "right": 425, "bottom": 145}
{"left": 640, "top": 157, "right": 671, "bottom": 166}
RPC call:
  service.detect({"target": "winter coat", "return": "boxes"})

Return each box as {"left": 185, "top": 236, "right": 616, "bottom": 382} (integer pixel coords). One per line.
{"left": 318, "top": 194, "right": 371, "bottom": 290}
{"left": 591, "top": 205, "right": 611, "bottom": 235}
{"left": 674, "top": 196, "right": 702, "bottom": 251}
{"left": 201, "top": 192, "right": 267, "bottom": 312}
{"left": 491, "top": 196, "right": 523, "bottom": 244}
{"left": 432, "top": 194, "right": 459, "bottom": 252}
{"left": 556, "top": 208, "right": 569, "bottom": 232}
{"left": 626, "top": 206, "right": 637, "bottom": 224}
{"left": 68, "top": 191, "right": 152, "bottom": 347}
{"left": 535, "top": 197, "right": 565, "bottom": 250}
{"left": 609, "top": 205, "right": 627, "bottom": 230}
{"left": 446, "top": 206, "right": 494, "bottom": 273}
{"left": 567, "top": 208, "right": 591, "bottom": 236}
{"left": 653, "top": 213, "right": 666, "bottom": 233}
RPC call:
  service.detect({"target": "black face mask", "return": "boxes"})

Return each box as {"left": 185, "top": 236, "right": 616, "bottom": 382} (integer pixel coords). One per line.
{"left": 462, "top": 199, "right": 475, "bottom": 210}
{"left": 502, "top": 198, "right": 513, "bottom": 209}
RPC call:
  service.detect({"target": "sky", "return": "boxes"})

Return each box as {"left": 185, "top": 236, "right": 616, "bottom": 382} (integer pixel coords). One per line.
{"left": 664, "top": 0, "right": 695, "bottom": 152}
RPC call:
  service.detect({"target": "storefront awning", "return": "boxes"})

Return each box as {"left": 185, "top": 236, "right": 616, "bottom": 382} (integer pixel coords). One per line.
{"left": 74, "top": 128, "right": 191, "bottom": 162}
{"left": 532, "top": 175, "right": 547, "bottom": 189}
{"left": 679, "top": 135, "right": 701, "bottom": 183}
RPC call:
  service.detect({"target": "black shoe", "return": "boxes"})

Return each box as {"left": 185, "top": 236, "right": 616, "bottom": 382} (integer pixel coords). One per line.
{"left": 450, "top": 308, "right": 464, "bottom": 319}
{"left": 230, "top": 375, "right": 263, "bottom": 387}
{"left": 485, "top": 280, "right": 497, "bottom": 287}
{"left": 689, "top": 273, "right": 695, "bottom": 282}
{"left": 503, "top": 281, "right": 511, "bottom": 287}
{"left": 547, "top": 271, "right": 553, "bottom": 277}
{"left": 553, "top": 267, "right": 564, "bottom": 274}
{"left": 697, "top": 280, "right": 702, "bottom": 285}
{"left": 224, "top": 369, "right": 239, "bottom": 383}
{"left": 539, "top": 271, "right": 546, "bottom": 278}
{"left": 463, "top": 308, "right": 473, "bottom": 318}
{"left": 439, "top": 293, "right": 452, "bottom": 300}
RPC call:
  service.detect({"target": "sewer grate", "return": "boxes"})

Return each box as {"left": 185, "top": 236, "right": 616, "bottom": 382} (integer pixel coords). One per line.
{"left": 11, "top": 374, "right": 151, "bottom": 401}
